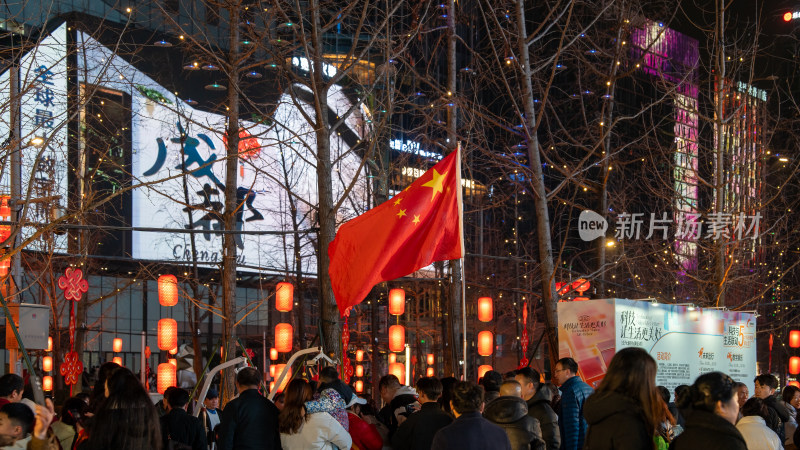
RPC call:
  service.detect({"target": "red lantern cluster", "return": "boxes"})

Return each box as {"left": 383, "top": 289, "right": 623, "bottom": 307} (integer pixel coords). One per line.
{"left": 158, "top": 275, "right": 179, "bottom": 307}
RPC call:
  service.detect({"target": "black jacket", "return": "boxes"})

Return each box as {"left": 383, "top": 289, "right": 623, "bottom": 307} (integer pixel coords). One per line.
{"left": 669, "top": 409, "right": 747, "bottom": 450}
{"left": 392, "top": 401, "right": 454, "bottom": 450}
{"left": 484, "top": 396, "right": 545, "bottom": 450}
{"left": 218, "top": 389, "right": 281, "bottom": 450}
{"left": 582, "top": 391, "right": 651, "bottom": 450}
{"left": 527, "top": 389, "right": 560, "bottom": 450}
{"left": 378, "top": 386, "right": 419, "bottom": 437}
{"left": 160, "top": 408, "right": 208, "bottom": 450}
{"left": 764, "top": 394, "right": 791, "bottom": 442}
{"left": 431, "top": 411, "right": 512, "bottom": 450}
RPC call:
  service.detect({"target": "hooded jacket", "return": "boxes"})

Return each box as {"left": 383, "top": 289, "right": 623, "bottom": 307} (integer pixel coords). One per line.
{"left": 484, "top": 396, "right": 546, "bottom": 450}
{"left": 583, "top": 391, "right": 652, "bottom": 450}
{"left": 527, "top": 388, "right": 560, "bottom": 450}
{"left": 668, "top": 409, "right": 747, "bottom": 450}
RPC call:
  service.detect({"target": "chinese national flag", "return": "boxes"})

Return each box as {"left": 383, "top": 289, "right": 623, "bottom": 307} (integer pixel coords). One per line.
{"left": 328, "top": 147, "right": 464, "bottom": 316}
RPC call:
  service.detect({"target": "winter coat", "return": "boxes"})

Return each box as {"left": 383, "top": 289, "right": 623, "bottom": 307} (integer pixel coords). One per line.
{"left": 347, "top": 412, "right": 382, "bottom": 450}
{"left": 668, "top": 409, "right": 747, "bottom": 450}
{"left": 378, "top": 386, "right": 418, "bottom": 438}
{"left": 527, "top": 388, "right": 560, "bottom": 450}
{"left": 160, "top": 408, "right": 208, "bottom": 450}
{"left": 736, "top": 415, "right": 782, "bottom": 450}
{"left": 782, "top": 400, "right": 797, "bottom": 446}
{"left": 484, "top": 396, "right": 545, "bottom": 450}
{"left": 430, "top": 411, "right": 512, "bottom": 450}
{"left": 392, "top": 401, "right": 453, "bottom": 450}
{"left": 557, "top": 376, "right": 593, "bottom": 450}
{"left": 280, "top": 411, "right": 352, "bottom": 450}
{"left": 217, "top": 389, "right": 281, "bottom": 450}
{"left": 764, "top": 395, "right": 791, "bottom": 443}
{"left": 583, "top": 391, "right": 651, "bottom": 450}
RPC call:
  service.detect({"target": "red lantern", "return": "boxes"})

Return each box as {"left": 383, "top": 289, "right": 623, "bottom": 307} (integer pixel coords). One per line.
{"left": 169, "top": 347, "right": 178, "bottom": 355}
{"left": 355, "top": 365, "right": 364, "bottom": 377}
{"left": 389, "top": 362, "right": 405, "bottom": 384}
{"left": 46, "top": 337, "right": 53, "bottom": 352}
{"left": 272, "top": 364, "right": 291, "bottom": 392}
{"left": 478, "top": 365, "right": 493, "bottom": 380}
{"left": 270, "top": 365, "right": 276, "bottom": 378}
{"left": 275, "top": 323, "right": 293, "bottom": 353}
{"left": 157, "top": 363, "right": 176, "bottom": 394}
{"left": 426, "top": 367, "right": 434, "bottom": 377}
{"left": 356, "top": 350, "right": 364, "bottom": 362}
{"left": 389, "top": 289, "right": 405, "bottom": 315}
{"left": 791, "top": 381, "right": 800, "bottom": 388}
{"left": 573, "top": 279, "right": 591, "bottom": 295}
{"left": 791, "top": 330, "right": 800, "bottom": 348}
{"left": 389, "top": 353, "right": 397, "bottom": 364}
{"left": 145, "top": 346, "right": 151, "bottom": 359}
{"left": 791, "top": 357, "right": 800, "bottom": 375}
{"left": 158, "top": 275, "right": 178, "bottom": 307}
{"left": 42, "top": 356, "right": 52, "bottom": 372}
{"left": 355, "top": 380, "right": 364, "bottom": 393}
{"left": 270, "top": 348, "right": 279, "bottom": 360}
{"left": 427, "top": 354, "right": 434, "bottom": 365}
{"left": 389, "top": 325, "right": 405, "bottom": 352}
{"left": 169, "top": 358, "right": 176, "bottom": 367}
{"left": 478, "top": 331, "right": 493, "bottom": 356}
{"left": 478, "top": 297, "right": 493, "bottom": 322}
{"left": 276, "top": 282, "right": 294, "bottom": 312}
{"left": 42, "top": 376, "right": 53, "bottom": 391}
{"left": 113, "top": 338, "right": 123, "bottom": 353}
{"left": 158, "top": 318, "right": 178, "bottom": 351}
{"left": 112, "top": 356, "right": 122, "bottom": 366}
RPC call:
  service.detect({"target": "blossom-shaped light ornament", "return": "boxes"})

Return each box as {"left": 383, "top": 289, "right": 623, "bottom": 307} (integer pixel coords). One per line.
{"left": 60, "top": 351, "right": 83, "bottom": 387}
{"left": 58, "top": 268, "right": 89, "bottom": 393}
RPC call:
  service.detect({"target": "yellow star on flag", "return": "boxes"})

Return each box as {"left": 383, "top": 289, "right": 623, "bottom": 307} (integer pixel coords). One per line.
{"left": 394, "top": 197, "right": 402, "bottom": 206}
{"left": 422, "top": 168, "right": 448, "bottom": 201}
{"left": 413, "top": 215, "right": 420, "bottom": 225}
{"left": 396, "top": 209, "right": 407, "bottom": 218}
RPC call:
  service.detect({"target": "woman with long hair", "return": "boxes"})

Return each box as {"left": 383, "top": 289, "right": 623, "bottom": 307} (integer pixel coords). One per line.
{"left": 669, "top": 371, "right": 747, "bottom": 450}
{"left": 782, "top": 384, "right": 800, "bottom": 450}
{"left": 279, "top": 379, "right": 352, "bottom": 450}
{"left": 76, "top": 367, "right": 162, "bottom": 450}
{"left": 583, "top": 347, "right": 662, "bottom": 449}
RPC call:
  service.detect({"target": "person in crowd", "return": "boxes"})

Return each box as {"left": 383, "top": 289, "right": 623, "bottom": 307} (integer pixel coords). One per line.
{"left": 278, "top": 379, "right": 352, "bottom": 450}
{"left": 75, "top": 367, "right": 162, "bottom": 450}
{"left": 656, "top": 386, "right": 678, "bottom": 443}
{"left": 505, "top": 372, "right": 519, "bottom": 381}
{"left": 346, "top": 394, "right": 382, "bottom": 450}
{"left": 782, "top": 384, "right": 800, "bottom": 450}
{"left": 199, "top": 387, "right": 222, "bottom": 450}
{"left": 583, "top": 347, "right": 660, "bottom": 449}
{"left": 669, "top": 371, "right": 747, "bottom": 450}
{"left": 0, "top": 376, "right": 23, "bottom": 409}
{"left": 673, "top": 385, "right": 690, "bottom": 428}
{"left": 377, "top": 374, "right": 418, "bottom": 437}
{"left": 273, "top": 393, "right": 285, "bottom": 411}
{"left": 305, "top": 386, "right": 349, "bottom": 431}
{"left": 218, "top": 367, "right": 281, "bottom": 450}
{"left": 481, "top": 371, "right": 503, "bottom": 404}
{"left": 392, "top": 377, "right": 453, "bottom": 450}
{"left": 160, "top": 387, "right": 207, "bottom": 450}
{"left": 50, "top": 397, "right": 87, "bottom": 450}
{"left": 438, "top": 377, "right": 457, "bottom": 416}
{"left": 318, "top": 366, "right": 355, "bottom": 406}
{"left": 0, "top": 403, "right": 34, "bottom": 449}
{"left": 736, "top": 397, "right": 782, "bottom": 450}
{"left": 430, "top": 381, "right": 511, "bottom": 450}
{"left": 484, "top": 379, "right": 545, "bottom": 450}
{"left": 755, "top": 374, "right": 791, "bottom": 442}
{"left": 733, "top": 381, "right": 749, "bottom": 419}
{"left": 552, "top": 357, "right": 593, "bottom": 450}
{"left": 515, "top": 368, "right": 559, "bottom": 450}
{"left": 87, "top": 361, "right": 120, "bottom": 412}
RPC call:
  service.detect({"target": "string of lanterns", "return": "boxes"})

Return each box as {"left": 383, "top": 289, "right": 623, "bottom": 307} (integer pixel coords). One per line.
{"left": 270, "top": 282, "right": 294, "bottom": 393}
{"left": 388, "top": 289, "right": 406, "bottom": 383}
{"left": 477, "top": 296, "right": 493, "bottom": 378}
{"left": 789, "top": 330, "right": 800, "bottom": 384}
{"left": 157, "top": 274, "right": 179, "bottom": 394}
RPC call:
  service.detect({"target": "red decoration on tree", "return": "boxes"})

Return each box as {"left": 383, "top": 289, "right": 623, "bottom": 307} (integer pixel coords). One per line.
{"left": 59, "top": 267, "right": 90, "bottom": 394}
{"left": 60, "top": 351, "right": 83, "bottom": 386}
{"left": 341, "top": 312, "right": 353, "bottom": 383}
{"left": 518, "top": 301, "right": 529, "bottom": 369}
{"left": 243, "top": 348, "right": 255, "bottom": 360}
{"left": 58, "top": 268, "right": 89, "bottom": 302}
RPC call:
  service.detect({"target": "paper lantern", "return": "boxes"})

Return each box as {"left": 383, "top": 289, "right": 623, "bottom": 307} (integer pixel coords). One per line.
{"left": 791, "top": 381, "right": 800, "bottom": 388}
{"left": 46, "top": 337, "right": 53, "bottom": 352}
{"left": 389, "top": 353, "right": 397, "bottom": 364}
{"left": 276, "top": 282, "right": 294, "bottom": 312}
{"left": 478, "top": 365, "right": 493, "bottom": 380}
{"left": 478, "top": 331, "right": 493, "bottom": 356}
{"left": 157, "top": 363, "right": 176, "bottom": 394}
{"left": 356, "top": 350, "right": 364, "bottom": 362}
{"left": 42, "top": 376, "right": 53, "bottom": 391}
{"left": 275, "top": 323, "right": 293, "bottom": 353}
{"left": 113, "top": 338, "right": 123, "bottom": 353}
{"left": 270, "top": 364, "right": 276, "bottom": 378}
{"left": 791, "top": 357, "right": 800, "bottom": 375}
{"left": 158, "top": 318, "right": 178, "bottom": 351}
{"left": 389, "top": 325, "right": 405, "bottom": 352}
{"left": 270, "top": 381, "right": 275, "bottom": 391}
{"left": 791, "top": 330, "right": 800, "bottom": 348}
{"left": 389, "top": 362, "right": 405, "bottom": 384}
{"left": 270, "top": 348, "right": 278, "bottom": 360}
{"left": 426, "top": 367, "right": 434, "bottom": 377}
{"left": 169, "top": 358, "right": 176, "bottom": 367}
{"left": 478, "top": 297, "right": 493, "bottom": 322}
{"left": 169, "top": 347, "right": 178, "bottom": 355}
{"left": 272, "top": 364, "right": 291, "bottom": 392}
{"left": 145, "top": 346, "right": 151, "bottom": 359}
{"left": 158, "top": 274, "right": 178, "bottom": 307}
{"left": 355, "top": 365, "right": 364, "bottom": 377}
{"left": 389, "top": 289, "right": 405, "bottom": 315}
{"left": 42, "top": 356, "right": 52, "bottom": 372}
{"left": 355, "top": 380, "right": 364, "bottom": 393}
{"left": 427, "top": 354, "right": 434, "bottom": 365}
{"left": 112, "top": 356, "right": 122, "bottom": 366}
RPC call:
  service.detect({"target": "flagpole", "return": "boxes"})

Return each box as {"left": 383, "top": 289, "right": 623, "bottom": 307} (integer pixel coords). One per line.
{"left": 461, "top": 257, "right": 467, "bottom": 380}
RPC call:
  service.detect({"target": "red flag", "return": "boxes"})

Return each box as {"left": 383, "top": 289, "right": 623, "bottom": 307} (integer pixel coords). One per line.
{"left": 328, "top": 148, "right": 464, "bottom": 315}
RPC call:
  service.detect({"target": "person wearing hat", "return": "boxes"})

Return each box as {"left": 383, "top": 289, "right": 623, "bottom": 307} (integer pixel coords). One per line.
{"left": 346, "top": 394, "right": 383, "bottom": 450}
{"left": 199, "top": 387, "right": 223, "bottom": 450}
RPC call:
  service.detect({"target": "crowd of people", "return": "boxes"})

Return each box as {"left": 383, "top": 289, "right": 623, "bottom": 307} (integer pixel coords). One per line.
{"left": 0, "top": 351, "right": 795, "bottom": 449}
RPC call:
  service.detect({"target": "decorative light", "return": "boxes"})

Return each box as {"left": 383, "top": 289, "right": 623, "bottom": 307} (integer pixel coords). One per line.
{"left": 169, "top": 358, "right": 176, "bottom": 368}
{"left": 389, "top": 325, "right": 405, "bottom": 352}
{"left": 270, "top": 348, "right": 279, "bottom": 360}
{"left": 275, "top": 323, "right": 293, "bottom": 353}
{"left": 389, "top": 362, "right": 405, "bottom": 384}
{"left": 478, "top": 365, "right": 493, "bottom": 380}
{"left": 42, "top": 356, "right": 52, "bottom": 372}
{"left": 157, "top": 363, "right": 176, "bottom": 394}
{"left": 792, "top": 357, "right": 800, "bottom": 375}
{"left": 356, "top": 350, "right": 364, "bottom": 362}
{"left": 478, "top": 331, "right": 493, "bottom": 356}
{"left": 113, "top": 338, "right": 123, "bottom": 353}
{"left": 355, "top": 365, "right": 364, "bottom": 377}
{"left": 112, "top": 356, "right": 122, "bottom": 366}
{"left": 389, "top": 289, "right": 405, "bottom": 315}
{"left": 169, "top": 347, "right": 178, "bottom": 355}
{"left": 276, "top": 282, "right": 293, "bottom": 312}
{"left": 46, "top": 337, "right": 53, "bottom": 352}
{"left": 272, "top": 364, "right": 291, "bottom": 392}
{"left": 269, "top": 364, "right": 276, "bottom": 378}
{"left": 389, "top": 353, "right": 397, "bottom": 364}
{"left": 42, "top": 376, "right": 53, "bottom": 391}
{"left": 158, "top": 275, "right": 179, "bottom": 306}
{"left": 355, "top": 380, "right": 364, "bottom": 393}
{"left": 478, "top": 297, "right": 493, "bottom": 322}
{"left": 791, "top": 381, "right": 800, "bottom": 388}
{"left": 158, "top": 318, "right": 178, "bottom": 351}
{"left": 426, "top": 367, "right": 434, "bottom": 377}
{"left": 790, "top": 330, "right": 800, "bottom": 348}
{"left": 427, "top": 354, "right": 434, "bottom": 365}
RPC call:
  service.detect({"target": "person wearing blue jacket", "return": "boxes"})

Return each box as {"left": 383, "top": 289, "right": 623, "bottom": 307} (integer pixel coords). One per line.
{"left": 553, "top": 358, "right": 594, "bottom": 450}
